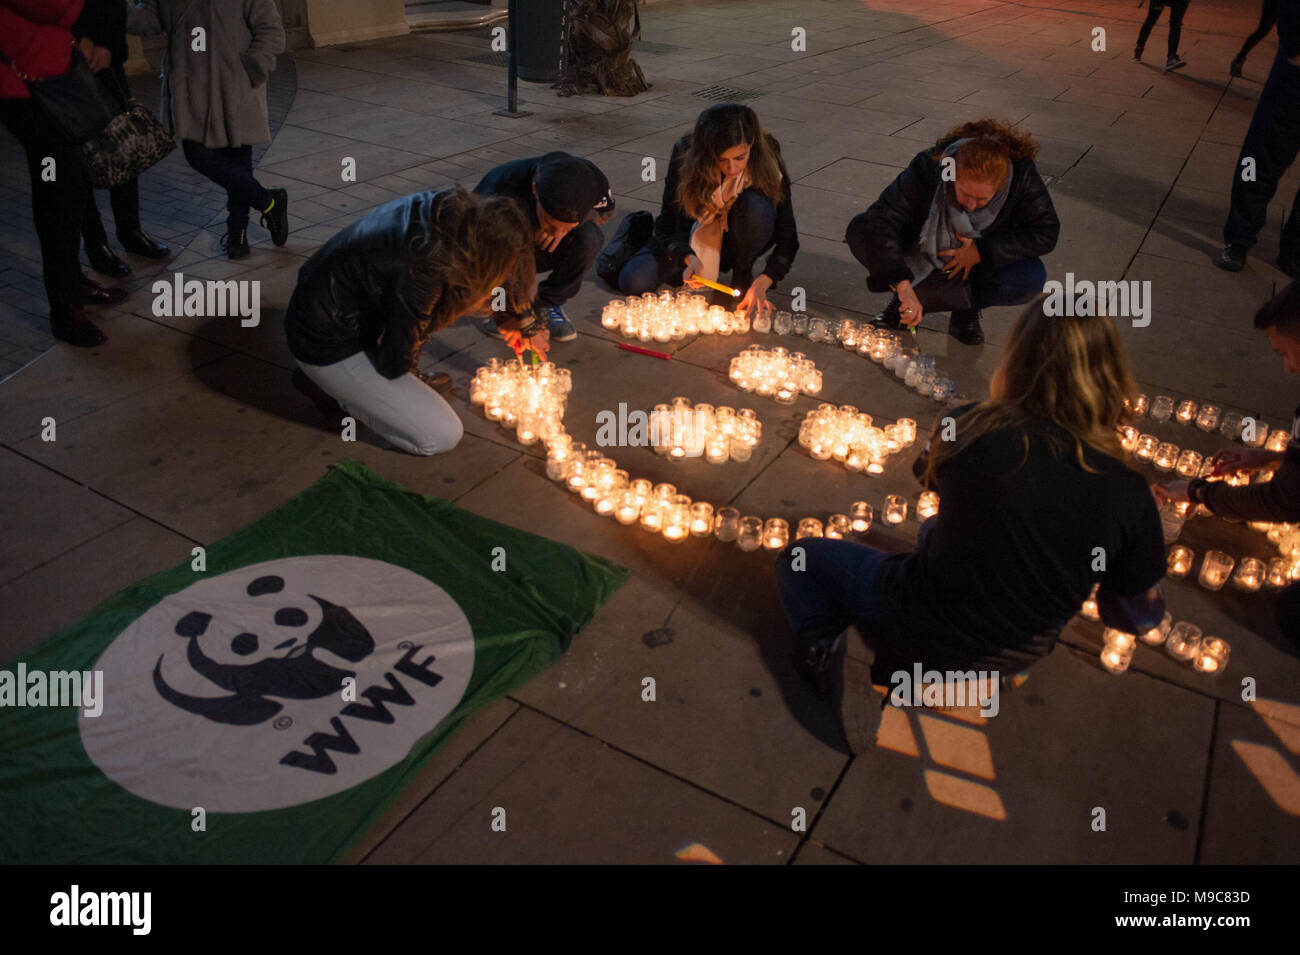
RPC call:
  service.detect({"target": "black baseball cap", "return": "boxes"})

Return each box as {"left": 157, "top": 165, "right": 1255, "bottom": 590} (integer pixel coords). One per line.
{"left": 534, "top": 152, "right": 607, "bottom": 224}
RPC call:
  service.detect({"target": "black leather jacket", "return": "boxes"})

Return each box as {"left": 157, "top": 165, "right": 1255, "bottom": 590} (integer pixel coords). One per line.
{"left": 286, "top": 188, "right": 455, "bottom": 379}
{"left": 857, "top": 140, "right": 1060, "bottom": 293}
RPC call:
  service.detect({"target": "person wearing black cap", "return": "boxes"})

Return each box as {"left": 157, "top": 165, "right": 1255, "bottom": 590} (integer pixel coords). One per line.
{"left": 473, "top": 151, "right": 614, "bottom": 342}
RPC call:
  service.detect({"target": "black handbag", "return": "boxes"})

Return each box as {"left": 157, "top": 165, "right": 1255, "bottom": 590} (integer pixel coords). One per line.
{"left": 80, "top": 71, "right": 176, "bottom": 189}
{"left": 0, "top": 47, "right": 116, "bottom": 142}
{"left": 596, "top": 210, "right": 654, "bottom": 287}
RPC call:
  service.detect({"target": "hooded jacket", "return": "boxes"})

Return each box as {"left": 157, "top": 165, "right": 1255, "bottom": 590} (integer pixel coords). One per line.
{"left": 857, "top": 138, "right": 1060, "bottom": 293}
{"left": 286, "top": 188, "right": 458, "bottom": 379}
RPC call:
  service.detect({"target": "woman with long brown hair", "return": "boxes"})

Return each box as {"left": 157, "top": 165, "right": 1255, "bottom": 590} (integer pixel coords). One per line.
{"left": 775, "top": 298, "right": 1166, "bottom": 751}
{"left": 285, "top": 186, "right": 540, "bottom": 456}
{"left": 847, "top": 117, "right": 1059, "bottom": 345}
{"left": 615, "top": 103, "right": 798, "bottom": 315}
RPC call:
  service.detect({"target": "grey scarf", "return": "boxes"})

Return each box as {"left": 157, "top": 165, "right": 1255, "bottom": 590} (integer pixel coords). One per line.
{"left": 903, "top": 138, "right": 1010, "bottom": 286}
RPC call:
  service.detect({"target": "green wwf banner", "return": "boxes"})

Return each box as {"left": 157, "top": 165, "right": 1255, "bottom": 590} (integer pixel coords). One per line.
{"left": 0, "top": 460, "right": 628, "bottom": 863}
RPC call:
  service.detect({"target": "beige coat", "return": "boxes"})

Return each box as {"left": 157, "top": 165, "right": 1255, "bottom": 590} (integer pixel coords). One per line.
{"left": 129, "top": 0, "right": 285, "bottom": 148}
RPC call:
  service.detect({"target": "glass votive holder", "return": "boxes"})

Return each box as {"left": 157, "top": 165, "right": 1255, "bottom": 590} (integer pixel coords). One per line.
{"left": 1266, "top": 557, "right": 1291, "bottom": 589}
{"left": 614, "top": 490, "right": 642, "bottom": 525}
{"left": 1130, "top": 393, "right": 1148, "bottom": 417}
{"left": 850, "top": 501, "right": 874, "bottom": 534}
{"left": 1159, "top": 501, "right": 1186, "bottom": 543}
{"left": 1232, "top": 557, "right": 1265, "bottom": 592}
{"left": 796, "top": 517, "right": 824, "bottom": 539}
{"left": 896, "top": 418, "right": 917, "bottom": 446}
{"left": 792, "top": 313, "right": 809, "bottom": 336}
{"left": 714, "top": 506, "right": 740, "bottom": 542}
{"left": 1245, "top": 419, "right": 1270, "bottom": 448}
{"left": 1080, "top": 589, "right": 1101, "bottom": 620}
{"left": 825, "top": 514, "right": 851, "bottom": 539}
{"left": 1149, "top": 395, "right": 1174, "bottom": 422}
{"left": 1153, "top": 442, "right": 1180, "bottom": 471}
{"left": 917, "top": 490, "right": 939, "bottom": 520}
{"left": 1135, "top": 434, "right": 1159, "bottom": 462}
{"left": 1198, "top": 550, "right": 1235, "bottom": 591}
{"left": 1099, "top": 644, "right": 1134, "bottom": 674}
{"left": 932, "top": 377, "right": 956, "bottom": 402}
{"left": 638, "top": 499, "right": 664, "bottom": 533}
{"left": 763, "top": 518, "right": 790, "bottom": 551}
{"left": 1118, "top": 426, "right": 1139, "bottom": 453}
{"left": 662, "top": 504, "right": 690, "bottom": 543}
{"left": 737, "top": 516, "right": 763, "bottom": 552}
{"left": 1194, "top": 637, "right": 1230, "bottom": 675}
{"left": 1267, "top": 428, "right": 1291, "bottom": 452}
{"left": 689, "top": 502, "right": 715, "bottom": 537}
{"left": 1166, "top": 545, "right": 1194, "bottom": 578}
{"left": 1219, "top": 411, "right": 1245, "bottom": 441}
{"left": 884, "top": 495, "right": 908, "bottom": 524}
{"left": 773, "top": 311, "right": 794, "bottom": 335}
{"left": 1140, "top": 611, "right": 1173, "bottom": 645}
{"left": 1103, "top": 627, "right": 1139, "bottom": 653}
{"left": 1165, "top": 622, "right": 1202, "bottom": 661}
{"left": 1174, "top": 399, "right": 1198, "bottom": 424}
{"left": 751, "top": 309, "right": 772, "bottom": 334}
{"left": 1175, "top": 449, "right": 1203, "bottom": 478}
{"left": 1195, "top": 404, "right": 1222, "bottom": 432}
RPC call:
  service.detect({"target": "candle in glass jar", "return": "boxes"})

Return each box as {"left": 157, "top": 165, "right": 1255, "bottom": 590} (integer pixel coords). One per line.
{"left": 1130, "top": 393, "right": 1148, "bottom": 417}
{"left": 763, "top": 518, "right": 790, "bottom": 550}
{"left": 917, "top": 491, "right": 939, "bottom": 519}
{"left": 737, "top": 516, "right": 763, "bottom": 552}
{"left": 639, "top": 500, "right": 664, "bottom": 533}
{"left": 662, "top": 503, "right": 690, "bottom": 542}
{"left": 1199, "top": 550, "right": 1234, "bottom": 590}
{"left": 1141, "top": 611, "right": 1173, "bottom": 645}
{"left": 714, "top": 506, "right": 740, "bottom": 542}
{"left": 1118, "top": 426, "right": 1139, "bottom": 453}
{"left": 1219, "top": 411, "right": 1245, "bottom": 441}
{"left": 1174, "top": 399, "right": 1198, "bottom": 424}
{"left": 796, "top": 517, "right": 824, "bottom": 539}
{"left": 1135, "top": 434, "right": 1159, "bottom": 462}
{"left": 1165, "top": 621, "right": 1202, "bottom": 661}
{"left": 1099, "top": 645, "right": 1133, "bottom": 674}
{"left": 1267, "top": 428, "right": 1291, "bottom": 452}
{"left": 1103, "top": 628, "right": 1138, "bottom": 653}
{"left": 1080, "top": 591, "right": 1101, "bottom": 620}
{"left": 1175, "top": 449, "right": 1203, "bottom": 478}
{"left": 1149, "top": 395, "right": 1174, "bottom": 422}
{"left": 1266, "top": 557, "right": 1290, "bottom": 589}
{"left": 1232, "top": 557, "right": 1265, "bottom": 592}
{"left": 825, "top": 514, "right": 851, "bottom": 539}
{"left": 896, "top": 419, "right": 917, "bottom": 446}
{"left": 1153, "top": 442, "right": 1179, "bottom": 471}
{"left": 884, "top": 495, "right": 908, "bottom": 524}
{"left": 1166, "top": 545, "right": 1194, "bottom": 578}
{"left": 689, "top": 502, "right": 715, "bottom": 537}
{"left": 850, "top": 501, "right": 873, "bottom": 534}
{"left": 1195, "top": 404, "right": 1221, "bottom": 432}
{"left": 1193, "top": 636, "right": 1230, "bottom": 674}
{"left": 614, "top": 490, "right": 642, "bottom": 525}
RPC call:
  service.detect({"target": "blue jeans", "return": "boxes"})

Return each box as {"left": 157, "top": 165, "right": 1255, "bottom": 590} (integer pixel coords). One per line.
{"left": 1224, "top": 52, "right": 1300, "bottom": 255}
{"left": 537, "top": 220, "right": 603, "bottom": 307}
{"left": 182, "top": 140, "right": 273, "bottom": 234}
{"left": 969, "top": 256, "right": 1047, "bottom": 309}
{"left": 617, "top": 188, "right": 777, "bottom": 294}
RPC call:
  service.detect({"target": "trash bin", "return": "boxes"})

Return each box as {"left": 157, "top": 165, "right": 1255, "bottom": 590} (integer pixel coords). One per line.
{"left": 515, "top": 0, "right": 566, "bottom": 83}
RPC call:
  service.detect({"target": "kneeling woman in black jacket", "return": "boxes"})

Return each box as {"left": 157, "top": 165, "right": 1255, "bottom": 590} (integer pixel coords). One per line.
{"left": 846, "top": 118, "right": 1059, "bottom": 345}
{"left": 285, "top": 187, "right": 539, "bottom": 455}
{"left": 617, "top": 103, "right": 798, "bottom": 316}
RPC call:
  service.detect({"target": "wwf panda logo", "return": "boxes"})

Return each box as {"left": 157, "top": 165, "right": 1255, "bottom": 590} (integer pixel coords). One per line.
{"left": 80, "top": 556, "right": 475, "bottom": 812}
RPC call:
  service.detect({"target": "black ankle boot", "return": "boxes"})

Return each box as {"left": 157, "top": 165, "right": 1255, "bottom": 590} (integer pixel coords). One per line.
{"left": 117, "top": 227, "right": 170, "bottom": 259}
{"left": 948, "top": 307, "right": 985, "bottom": 345}
{"left": 871, "top": 295, "right": 903, "bottom": 330}
{"left": 221, "top": 226, "right": 250, "bottom": 260}
{"left": 85, "top": 239, "right": 131, "bottom": 277}
{"left": 792, "top": 624, "right": 848, "bottom": 698}
{"left": 50, "top": 304, "right": 107, "bottom": 347}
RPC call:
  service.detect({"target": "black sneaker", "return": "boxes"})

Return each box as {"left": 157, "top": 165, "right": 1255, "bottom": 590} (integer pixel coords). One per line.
{"left": 948, "top": 307, "right": 985, "bottom": 345}
{"left": 1229, "top": 57, "right": 1244, "bottom": 78}
{"left": 1133, "top": 45, "right": 1143, "bottom": 62}
{"left": 220, "top": 227, "right": 250, "bottom": 260}
{"left": 1165, "top": 53, "right": 1187, "bottom": 72}
{"left": 1217, "top": 243, "right": 1247, "bottom": 272}
{"left": 871, "top": 295, "right": 903, "bottom": 330}
{"left": 259, "top": 188, "right": 289, "bottom": 246}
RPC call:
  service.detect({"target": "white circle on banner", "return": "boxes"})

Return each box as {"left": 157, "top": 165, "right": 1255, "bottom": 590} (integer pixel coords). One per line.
{"left": 79, "top": 556, "right": 475, "bottom": 812}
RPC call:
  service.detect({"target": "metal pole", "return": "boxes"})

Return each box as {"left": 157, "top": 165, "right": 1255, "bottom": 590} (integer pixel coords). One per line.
{"left": 493, "top": 0, "right": 531, "bottom": 118}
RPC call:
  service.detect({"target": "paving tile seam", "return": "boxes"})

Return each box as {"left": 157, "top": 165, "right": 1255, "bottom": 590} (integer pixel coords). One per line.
{"left": 788, "top": 837, "right": 861, "bottom": 865}
{"left": 1192, "top": 697, "right": 1221, "bottom": 864}
{"left": 0, "top": 509, "right": 140, "bottom": 592}
{"left": 786, "top": 751, "right": 859, "bottom": 864}
{"left": 357, "top": 702, "right": 528, "bottom": 863}
{"left": 504, "top": 696, "right": 835, "bottom": 836}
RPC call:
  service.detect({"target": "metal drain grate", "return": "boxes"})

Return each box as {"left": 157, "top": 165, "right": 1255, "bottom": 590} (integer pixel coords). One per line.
{"left": 691, "top": 85, "right": 764, "bottom": 102}
{"left": 464, "top": 50, "right": 509, "bottom": 68}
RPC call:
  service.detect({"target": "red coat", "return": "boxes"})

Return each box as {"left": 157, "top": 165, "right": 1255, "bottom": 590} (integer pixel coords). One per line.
{"left": 0, "top": 0, "right": 84, "bottom": 100}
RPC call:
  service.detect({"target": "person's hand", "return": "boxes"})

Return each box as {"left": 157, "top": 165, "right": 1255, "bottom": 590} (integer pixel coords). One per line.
{"left": 78, "top": 38, "right": 111, "bottom": 71}
{"left": 737, "top": 274, "right": 773, "bottom": 315}
{"left": 1211, "top": 446, "right": 1282, "bottom": 475}
{"left": 682, "top": 254, "right": 704, "bottom": 288}
{"left": 535, "top": 223, "right": 573, "bottom": 254}
{"left": 1152, "top": 480, "right": 1190, "bottom": 504}
{"left": 502, "top": 326, "right": 550, "bottom": 362}
{"left": 895, "top": 280, "right": 923, "bottom": 328}
{"left": 938, "top": 232, "right": 980, "bottom": 281}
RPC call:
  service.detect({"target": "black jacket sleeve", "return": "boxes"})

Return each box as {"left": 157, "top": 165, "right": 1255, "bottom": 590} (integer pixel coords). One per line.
{"left": 972, "top": 159, "right": 1060, "bottom": 272}
{"left": 761, "top": 145, "right": 799, "bottom": 285}
{"left": 374, "top": 264, "right": 442, "bottom": 380}
{"left": 74, "top": 0, "right": 129, "bottom": 64}
{"left": 1199, "top": 446, "right": 1300, "bottom": 522}
{"left": 857, "top": 150, "right": 939, "bottom": 293}
{"left": 653, "top": 138, "right": 694, "bottom": 271}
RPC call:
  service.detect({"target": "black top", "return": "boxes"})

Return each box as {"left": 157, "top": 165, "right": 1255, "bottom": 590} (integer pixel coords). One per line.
{"left": 653, "top": 133, "right": 799, "bottom": 286}
{"left": 1200, "top": 404, "right": 1300, "bottom": 521}
{"left": 74, "top": 0, "right": 129, "bottom": 65}
{"left": 474, "top": 153, "right": 614, "bottom": 229}
{"left": 856, "top": 138, "right": 1060, "bottom": 293}
{"left": 285, "top": 189, "right": 456, "bottom": 378}
{"left": 878, "top": 408, "right": 1165, "bottom": 664}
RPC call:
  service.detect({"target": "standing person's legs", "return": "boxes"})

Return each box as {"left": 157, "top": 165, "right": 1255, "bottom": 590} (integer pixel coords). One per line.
{"left": 1136, "top": 0, "right": 1167, "bottom": 52}
{"left": 181, "top": 140, "right": 273, "bottom": 234}
{"left": 1237, "top": 0, "right": 1279, "bottom": 61}
{"left": 720, "top": 189, "right": 777, "bottom": 292}
{"left": 1224, "top": 56, "right": 1300, "bottom": 253}
{"left": 535, "top": 221, "right": 604, "bottom": 308}
{"left": 617, "top": 244, "right": 666, "bottom": 295}
{"left": 971, "top": 257, "right": 1048, "bottom": 309}
{"left": 1166, "top": 0, "right": 1189, "bottom": 58}
{"left": 295, "top": 352, "right": 465, "bottom": 456}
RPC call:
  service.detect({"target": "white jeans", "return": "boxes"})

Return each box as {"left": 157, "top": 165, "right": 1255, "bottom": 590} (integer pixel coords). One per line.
{"left": 296, "top": 352, "right": 464, "bottom": 456}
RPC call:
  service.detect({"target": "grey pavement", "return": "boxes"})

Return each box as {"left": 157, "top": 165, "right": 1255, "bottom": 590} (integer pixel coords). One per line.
{"left": 2, "top": 0, "right": 1300, "bottom": 864}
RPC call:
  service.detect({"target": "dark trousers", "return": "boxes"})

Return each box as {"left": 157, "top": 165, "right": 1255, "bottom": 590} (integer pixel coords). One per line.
{"left": 1224, "top": 53, "right": 1300, "bottom": 255}
{"left": 1236, "top": 0, "right": 1278, "bottom": 62}
{"left": 536, "top": 219, "right": 603, "bottom": 307}
{"left": 616, "top": 188, "right": 777, "bottom": 295}
{"left": 1276, "top": 578, "right": 1300, "bottom": 647}
{"left": 82, "top": 64, "right": 142, "bottom": 244}
{"left": 1137, "top": 0, "right": 1190, "bottom": 58}
{"left": 0, "top": 98, "right": 87, "bottom": 309}
{"left": 181, "top": 139, "right": 272, "bottom": 234}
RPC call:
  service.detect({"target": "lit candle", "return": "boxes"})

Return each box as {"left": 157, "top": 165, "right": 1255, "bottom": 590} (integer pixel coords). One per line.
{"left": 917, "top": 491, "right": 939, "bottom": 520}
{"left": 1267, "top": 428, "right": 1291, "bottom": 452}
{"left": 1135, "top": 434, "right": 1159, "bottom": 462}
{"left": 1130, "top": 393, "right": 1149, "bottom": 417}
{"left": 737, "top": 516, "right": 763, "bottom": 552}
{"left": 639, "top": 500, "right": 664, "bottom": 533}
{"left": 1099, "top": 646, "right": 1132, "bottom": 674}
{"left": 1166, "top": 545, "right": 1194, "bottom": 578}
{"left": 763, "top": 518, "right": 790, "bottom": 550}
{"left": 1198, "top": 550, "right": 1234, "bottom": 591}
{"left": 1140, "top": 611, "right": 1173, "bottom": 645}
{"left": 662, "top": 504, "right": 690, "bottom": 542}
{"left": 1118, "top": 426, "right": 1139, "bottom": 453}
{"left": 850, "top": 501, "right": 873, "bottom": 534}
{"left": 689, "top": 502, "right": 715, "bottom": 537}
{"left": 884, "top": 495, "right": 908, "bottom": 525}
{"left": 1195, "top": 404, "right": 1221, "bottom": 432}
{"left": 1153, "top": 442, "right": 1179, "bottom": 471}
{"left": 825, "top": 514, "right": 851, "bottom": 539}
{"left": 1165, "top": 622, "right": 1202, "bottom": 661}
{"left": 1174, "top": 399, "right": 1198, "bottom": 424}
{"left": 896, "top": 419, "right": 917, "bottom": 446}
{"left": 796, "top": 517, "right": 824, "bottom": 539}
{"left": 614, "top": 490, "right": 642, "bottom": 525}
{"left": 1232, "top": 557, "right": 1264, "bottom": 592}
{"left": 1175, "top": 449, "right": 1203, "bottom": 478}
{"left": 1266, "top": 557, "right": 1290, "bottom": 589}
{"left": 1103, "top": 627, "right": 1138, "bottom": 652}
{"left": 1194, "top": 637, "right": 1229, "bottom": 675}
{"left": 1080, "top": 584, "right": 1101, "bottom": 619}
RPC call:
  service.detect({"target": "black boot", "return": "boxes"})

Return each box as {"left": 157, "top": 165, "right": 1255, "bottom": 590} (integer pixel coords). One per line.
{"left": 117, "top": 226, "right": 170, "bottom": 259}
{"left": 871, "top": 295, "right": 903, "bottom": 330}
{"left": 221, "top": 226, "right": 250, "bottom": 260}
{"left": 792, "top": 624, "right": 849, "bottom": 698}
{"left": 50, "top": 303, "right": 107, "bottom": 347}
{"left": 1218, "top": 243, "right": 1247, "bottom": 272}
{"left": 948, "top": 307, "right": 985, "bottom": 345}
{"left": 259, "top": 188, "right": 289, "bottom": 246}
{"left": 85, "top": 239, "right": 131, "bottom": 277}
